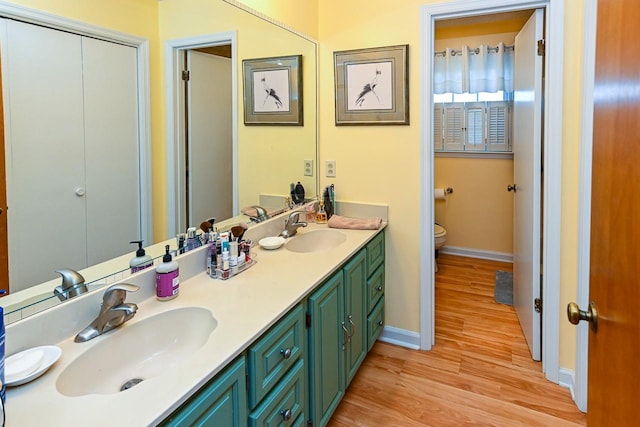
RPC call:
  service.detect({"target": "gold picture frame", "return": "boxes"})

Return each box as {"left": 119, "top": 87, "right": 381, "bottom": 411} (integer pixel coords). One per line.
{"left": 242, "top": 54, "right": 303, "bottom": 126}
{"left": 334, "top": 44, "right": 409, "bottom": 125}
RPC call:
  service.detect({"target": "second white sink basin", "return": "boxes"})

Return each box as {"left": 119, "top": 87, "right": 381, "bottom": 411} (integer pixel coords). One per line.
{"left": 285, "top": 229, "right": 346, "bottom": 253}
{"left": 56, "top": 306, "right": 216, "bottom": 396}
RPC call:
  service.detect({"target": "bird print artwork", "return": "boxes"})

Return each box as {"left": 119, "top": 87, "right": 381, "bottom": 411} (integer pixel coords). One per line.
{"left": 354, "top": 69, "right": 382, "bottom": 107}
{"left": 261, "top": 76, "right": 283, "bottom": 109}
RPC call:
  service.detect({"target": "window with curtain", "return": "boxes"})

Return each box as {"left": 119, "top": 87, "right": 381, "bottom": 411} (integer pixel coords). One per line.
{"left": 433, "top": 43, "right": 513, "bottom": 154}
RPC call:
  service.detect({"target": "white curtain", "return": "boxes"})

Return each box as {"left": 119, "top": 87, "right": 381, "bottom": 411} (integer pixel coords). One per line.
{"left": 434, "top": 42, "right": 513, "bottom": 94}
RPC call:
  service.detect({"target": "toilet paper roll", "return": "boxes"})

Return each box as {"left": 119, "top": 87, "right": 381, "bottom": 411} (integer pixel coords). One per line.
{"left": 434, "top": 188, "right": 447, "bottom": 200}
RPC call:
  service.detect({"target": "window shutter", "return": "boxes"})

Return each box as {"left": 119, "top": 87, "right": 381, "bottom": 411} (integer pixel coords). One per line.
{"left": 487, "top": 101, "right": 510, "bottom": 152}
{"left": 466, "top": 103, "right": 485, "bottom": 151}
{"left": 433, "top": 104, "right": 443, "bottom": 150}
{"left": 443, "top": 104, "right": 464, "bottom": 151}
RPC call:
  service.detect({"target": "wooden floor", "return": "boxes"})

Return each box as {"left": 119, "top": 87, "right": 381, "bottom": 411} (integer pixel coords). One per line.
{"left": 328, "top": 254, "right": 587, "bottom": 427}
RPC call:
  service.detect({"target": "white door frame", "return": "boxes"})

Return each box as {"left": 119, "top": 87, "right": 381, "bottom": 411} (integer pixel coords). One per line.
{"left": 574, "top": 0, "right": 598, "bottom": 413}
{"left": 420, "top": 0, "right": 564, "bottom": 385}
{"left": 165, "top": 32, "right": 238, "bottom": 236}
{"left": 0, "top": 1, "right": 153, "bottom": 243}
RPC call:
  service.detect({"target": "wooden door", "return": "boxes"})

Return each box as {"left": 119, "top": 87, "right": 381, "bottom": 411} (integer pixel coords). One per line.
{"left": 512, "top": 9, "right": 543, "bottom": 360}
{"left": 586, "top": 0, "right": 640, "bottom": 423}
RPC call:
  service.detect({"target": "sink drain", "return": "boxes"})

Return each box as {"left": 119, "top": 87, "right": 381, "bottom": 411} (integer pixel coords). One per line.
{"left": 120, "top": 378, "right": 144, "bottom": 391}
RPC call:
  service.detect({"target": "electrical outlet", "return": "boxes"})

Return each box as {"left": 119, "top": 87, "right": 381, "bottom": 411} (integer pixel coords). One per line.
{"left": 303, "top": 159, "right": 313, "bottom": 176}
{"left": 325, "top": 160, "right": 336, "bottom": 178}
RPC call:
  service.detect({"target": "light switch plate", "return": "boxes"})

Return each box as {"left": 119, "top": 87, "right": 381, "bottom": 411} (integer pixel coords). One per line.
{"left": 304, "top": 159, "right": 313, "bottom": 176}
{"left": 325, "top": 160, "right": 336, "bottom": 177}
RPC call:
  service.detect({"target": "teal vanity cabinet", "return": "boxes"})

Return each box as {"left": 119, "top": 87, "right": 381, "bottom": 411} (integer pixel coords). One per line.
{"left": 365, "top": 231, "right": 385, "bottom": 350}
{"left": 247, "top": 304, "right": 307, "bottom": 427}
{"left": 161, "top": 356, "right": 247, "bottom": 427}
{"left": 308, "top": 230, "right": 385, "bottom": 427}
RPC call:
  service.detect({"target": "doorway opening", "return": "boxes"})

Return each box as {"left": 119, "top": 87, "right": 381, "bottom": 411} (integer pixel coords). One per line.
{"left": 420, "top": 0, "right": 565, "bottom": 388}
{"left": 165, "top": 32, "right": 238, "bottom": 237}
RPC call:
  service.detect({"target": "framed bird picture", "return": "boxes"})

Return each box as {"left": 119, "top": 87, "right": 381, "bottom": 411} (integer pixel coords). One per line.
{"left": 242, "top": 54, "right": 303, "bottom": 126}
{"left": 334, "top": 45, "right": 409, "bottom": 125}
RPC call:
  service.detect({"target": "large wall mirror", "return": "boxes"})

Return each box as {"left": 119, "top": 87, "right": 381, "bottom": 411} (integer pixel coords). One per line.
{"left": 0, "top": 0, "right": 318, "bottom": 323}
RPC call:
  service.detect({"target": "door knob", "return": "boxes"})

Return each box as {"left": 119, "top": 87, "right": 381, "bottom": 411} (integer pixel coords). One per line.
{"left": 567, "top": 301, "right": 598, "bottom": 332}
{"left": 507, "top": 184, "right": 517, "bottom": 192}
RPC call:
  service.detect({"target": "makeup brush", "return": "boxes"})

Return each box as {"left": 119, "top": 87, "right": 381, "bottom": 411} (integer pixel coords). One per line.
{"left": 200, "top": 221, "right": 213, "bottom": 233}
{"left": 230, "top": 222, "right": 249, "bottom": 241}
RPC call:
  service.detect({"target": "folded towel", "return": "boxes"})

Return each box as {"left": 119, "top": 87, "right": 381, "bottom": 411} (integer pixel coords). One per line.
{"left": 328, "top": 215, "right": 382, "bottom": 230}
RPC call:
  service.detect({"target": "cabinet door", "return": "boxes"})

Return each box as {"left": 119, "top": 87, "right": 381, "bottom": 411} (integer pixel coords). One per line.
{"left": 308, "top": 270, "right": 344, "bottom": 427}
{"left": 343, "top": 250, "right": 367, "bottom": 387}
{"left": 161, "top": 356, "right": 247, "bottom": 427}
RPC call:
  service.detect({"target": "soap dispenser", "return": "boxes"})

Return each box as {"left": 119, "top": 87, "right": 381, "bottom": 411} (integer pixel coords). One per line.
{"left": 156, "top": 245, "right": 179, "bottom": 301}
{"left": 129, "top": 240, "right": 153, "bottom": 273}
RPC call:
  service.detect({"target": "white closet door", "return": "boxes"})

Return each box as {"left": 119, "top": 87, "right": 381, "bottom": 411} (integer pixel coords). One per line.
{"left": 3, "top": 19, "right": 86, "bottom": 289}
{"left": 82, "top": 37, "right": 141, "bottom": 265}
{"left": 187, "top": 50, "right": 233, "bottom": 226}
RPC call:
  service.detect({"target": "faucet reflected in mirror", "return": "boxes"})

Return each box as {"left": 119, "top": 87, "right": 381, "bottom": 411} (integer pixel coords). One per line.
{"left": 0, "top": 0, "right": 319, "bottom": 322}
{"left": 74, "top": 283, "right": 139, "bottom": 343}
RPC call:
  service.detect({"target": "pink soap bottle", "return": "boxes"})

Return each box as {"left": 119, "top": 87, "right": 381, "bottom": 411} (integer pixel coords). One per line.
{"left": 156, "top": 245, "right": 179, "bottom": 301}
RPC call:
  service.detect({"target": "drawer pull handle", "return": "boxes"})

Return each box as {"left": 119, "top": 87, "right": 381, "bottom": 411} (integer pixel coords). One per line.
{"left": 341, "top": 321, "right": 350, "bottom": 347}
{"left": 377, "top": 320, "right": 384, "bottom": 327}
{"left": 280, "top": 348, "right": 292, "bottom": 359}
{"left": 348, "top": 315, "right": 356, "bottom": 338}
{"left": 280, "top": 409, "right": 292, "bottom": 421}
{"left": 376, "top": 285, "right": 383, "bottom": 292}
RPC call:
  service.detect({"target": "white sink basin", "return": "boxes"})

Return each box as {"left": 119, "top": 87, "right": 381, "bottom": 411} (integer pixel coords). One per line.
{"left": 56, "top": 307, "right": 216, "bottom": 396}
{"left": 285, "top": 229, "right": 346, "bottom": 253}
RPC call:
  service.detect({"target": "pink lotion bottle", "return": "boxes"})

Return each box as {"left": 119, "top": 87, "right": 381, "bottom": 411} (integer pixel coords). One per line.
{"left": 156, "top": 245, "right": 179, "bottom": 301}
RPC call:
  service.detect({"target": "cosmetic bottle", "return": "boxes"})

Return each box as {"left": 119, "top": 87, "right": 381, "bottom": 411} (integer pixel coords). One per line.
{"left": 316, "top": 201, "right": 328, "bottom": 224}
{"left": 156, "top": 245, "right": 179, "bottom": 301}
{"left": 129, "top": 240, "right": 154, "bottom": 273}
{"left": 186, "top": 227, "right": 201, "bottom": 251}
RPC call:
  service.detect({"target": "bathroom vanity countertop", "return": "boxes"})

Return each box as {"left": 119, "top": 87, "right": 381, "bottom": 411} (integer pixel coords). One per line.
{"left": 4, "top": 221, "right": 386, "bottom": 426}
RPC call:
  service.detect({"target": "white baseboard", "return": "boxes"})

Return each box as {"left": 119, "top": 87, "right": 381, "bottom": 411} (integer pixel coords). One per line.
{"left": 378, "top": 325, "right": 421, "bottom": 350}
{"left": 439, "top": 245, "right": 513, "bottom": 263}
{"left": 558, "top": 367, "right": 577, "bottom": 402}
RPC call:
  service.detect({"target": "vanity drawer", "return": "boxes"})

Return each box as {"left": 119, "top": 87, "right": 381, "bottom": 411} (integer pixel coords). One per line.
{"left": 366, "top": 264, "right": 385, "bottom": 313}
{"left": 366, "top": 231, "right": 385, "bottom": 277}
{"left": 247, "top": 303, "right": 306, "bottom": 409}
{"left": 367, "top": 297, "right": 385, "bottom": 352}
{"left": 249, "top": 359, "right": 306, "bottom": 427}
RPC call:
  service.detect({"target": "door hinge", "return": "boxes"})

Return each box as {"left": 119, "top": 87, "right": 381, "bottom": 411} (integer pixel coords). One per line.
{"left": 181, "top": 70, "right": 190, "bottom": 81}
{"left": 537, "top": 39, "right": 545, "bottom": 56}
{"left": 306, "top": 313, "right": 312, "bottom": 328}
{"left": 534, "top": 298, "right": 542, "bottom": 313}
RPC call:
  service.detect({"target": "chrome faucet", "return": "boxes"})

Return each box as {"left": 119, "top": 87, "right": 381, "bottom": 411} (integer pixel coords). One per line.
{"left": 249, "top": 205, "right": 269, "bottom": 223}
{"left": 279, "top": 211, "right": 308, "bottom": 238}
{"left": 53, "top": 268, "right": 88, "bottom": 302}
{"left": 74, "top": 283, "right": 139, "bottom": 343}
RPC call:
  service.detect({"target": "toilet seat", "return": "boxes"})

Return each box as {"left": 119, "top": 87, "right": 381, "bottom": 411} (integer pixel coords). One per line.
{"left": 434, "top": 224, "right": 446, "bottom": 238}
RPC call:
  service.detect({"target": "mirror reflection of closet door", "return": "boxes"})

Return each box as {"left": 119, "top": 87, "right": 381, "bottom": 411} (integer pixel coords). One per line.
{"left": 184, "top": 49, "right": 232, "bottom": 229}
{"left": 1, "top": 19, "right": 141, "bottom": 289}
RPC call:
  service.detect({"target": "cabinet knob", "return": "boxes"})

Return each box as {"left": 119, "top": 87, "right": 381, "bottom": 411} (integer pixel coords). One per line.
{"left": 376, "top": 285, "right": 383, "bottom": 292}
{"left": 75, "top": 187, "right": 86, "bottom": 197}
{"left": 280, "top": 409, "right": 292, "bottom": 421}
{"left": 377, "top": 320, "right": 384, "bottom": 327}
{"left": 280, "top": 348, "right": 292, "bottom": 359}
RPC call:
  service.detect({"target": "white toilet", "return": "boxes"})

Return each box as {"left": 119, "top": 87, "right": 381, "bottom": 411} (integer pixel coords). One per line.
{"left": 434, "top": 224, "right": 447, "bottom": 272}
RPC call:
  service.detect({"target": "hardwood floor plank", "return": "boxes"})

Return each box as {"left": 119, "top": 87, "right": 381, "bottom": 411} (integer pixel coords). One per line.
{"left": 327, "top": 254, "right": 586, "bottom": 426}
